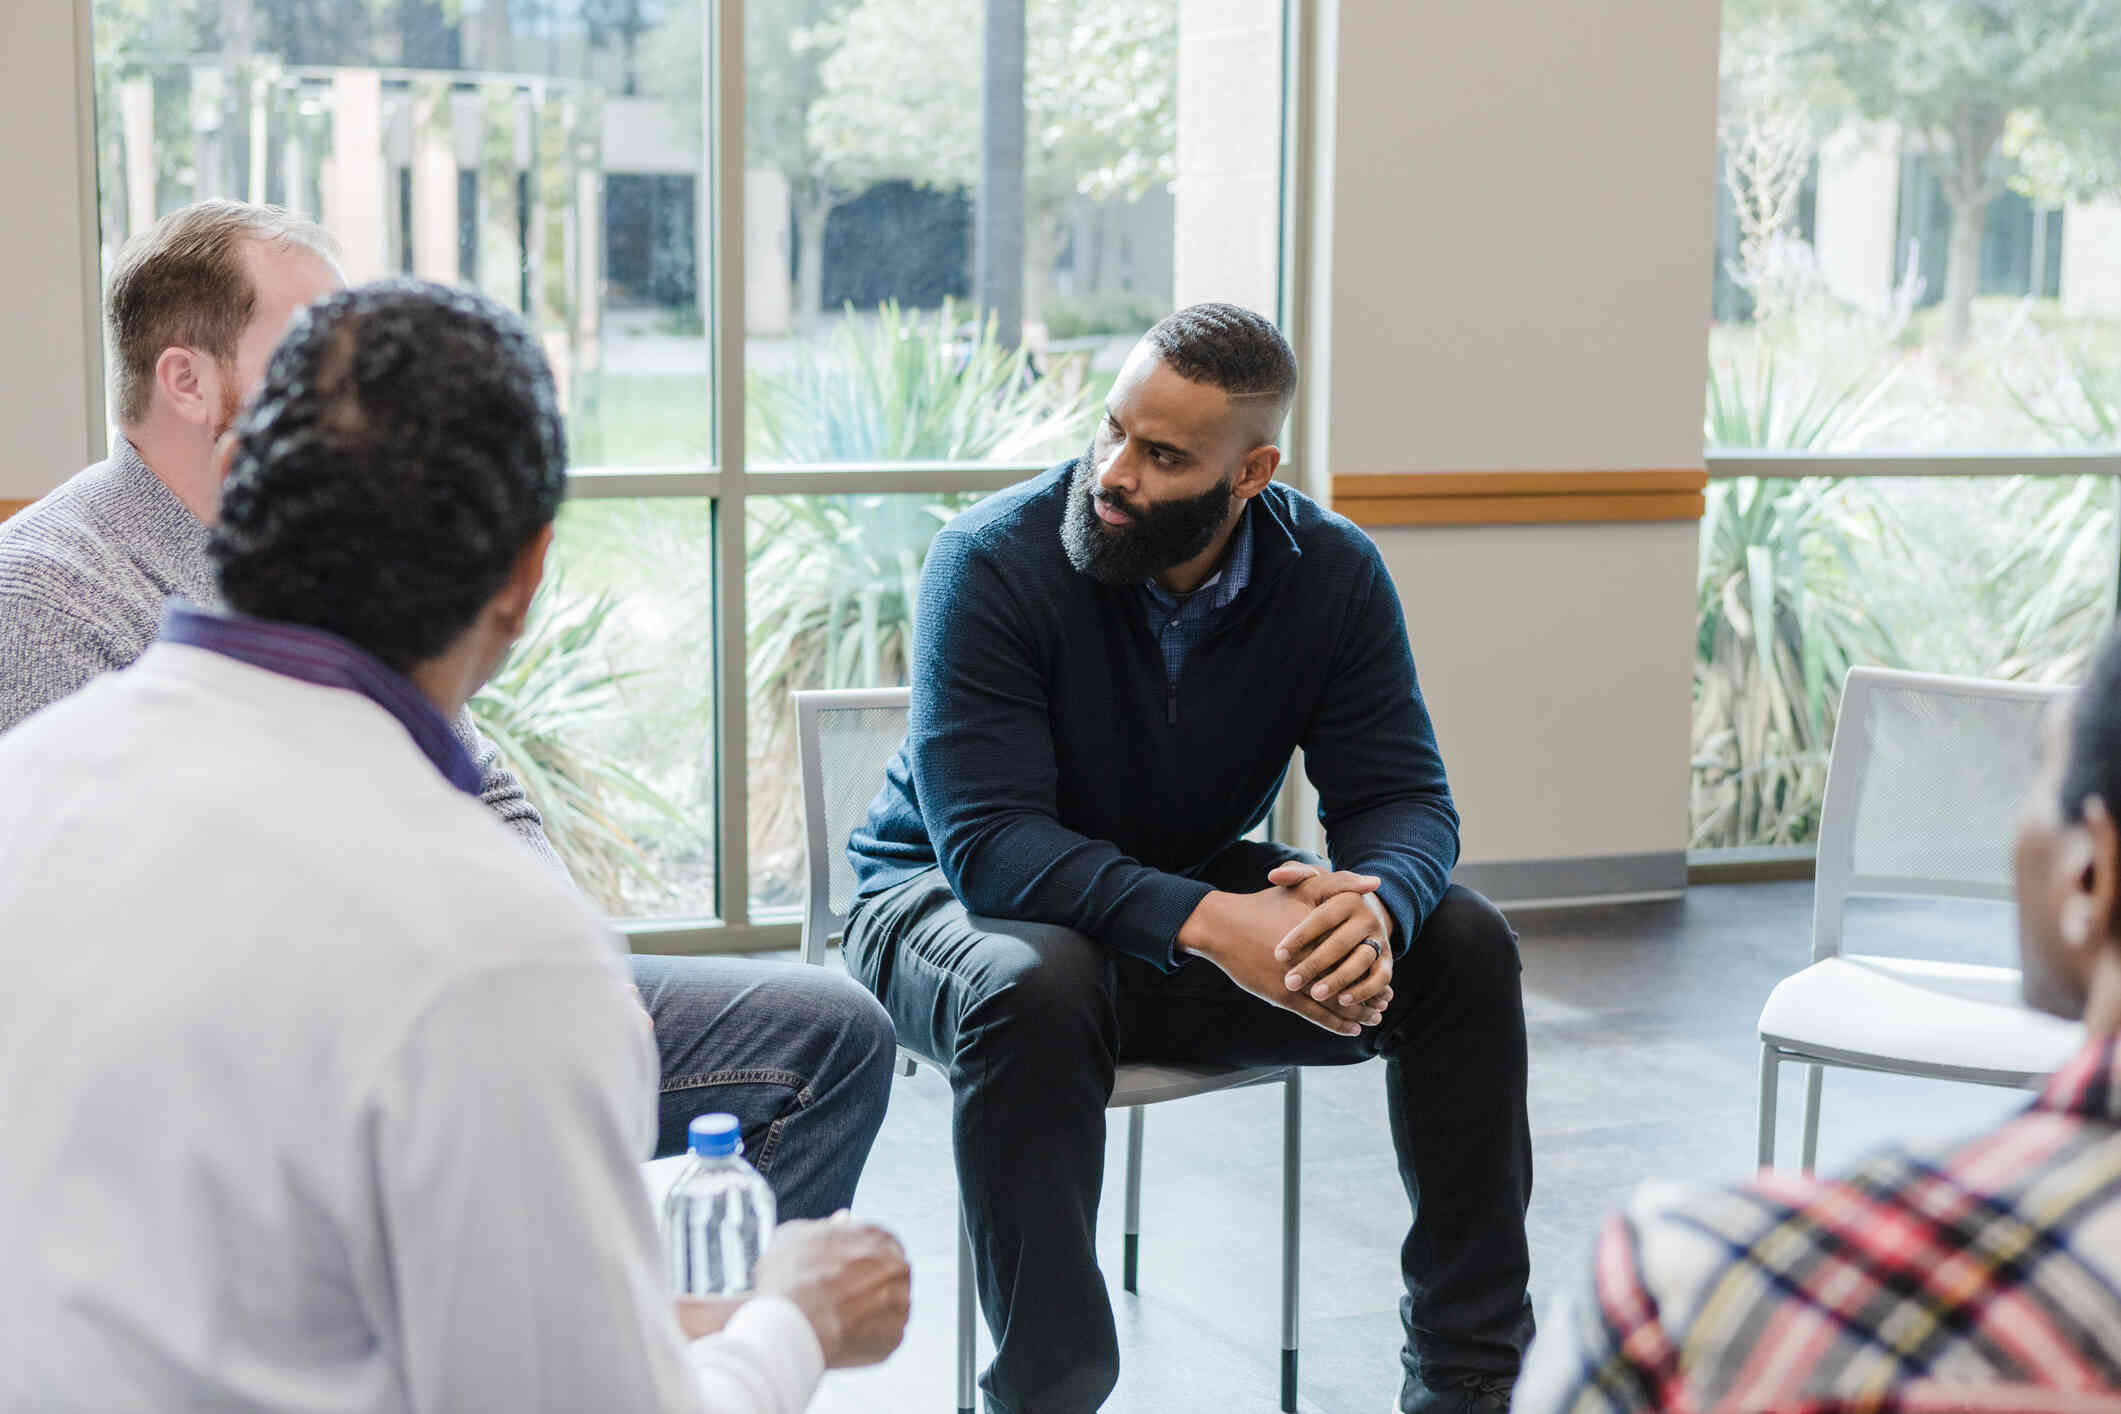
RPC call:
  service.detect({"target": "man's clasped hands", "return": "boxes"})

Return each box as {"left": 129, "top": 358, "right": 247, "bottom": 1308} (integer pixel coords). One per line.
{"left": 1177, "top": 861, "right": 1398, "bottom": 1038}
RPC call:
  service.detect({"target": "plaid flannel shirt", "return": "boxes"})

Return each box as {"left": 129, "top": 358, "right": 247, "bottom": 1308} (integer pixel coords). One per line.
{"left": 1516, "top": 1035, "right": 2121, "bottom": 1414}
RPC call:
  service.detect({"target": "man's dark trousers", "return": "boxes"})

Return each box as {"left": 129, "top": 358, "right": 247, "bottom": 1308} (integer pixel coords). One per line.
{"left": 843, "top": 839, "right": 1535, "bottom": 1414}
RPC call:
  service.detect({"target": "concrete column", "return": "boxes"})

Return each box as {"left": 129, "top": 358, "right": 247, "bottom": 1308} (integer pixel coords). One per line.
{"left": 190, "top": 64, "right": 227, "bottom": 200}
{"left": 409, "top": 86, "right": 460, "bottom": 282}
{"left": 2061, "top": 198, "right": 2121, "bottom": 319}
{"left": 247, "top": 70, "right": 269, "bottom": 204}
{"left": 477, "top": 85, "right": 524, "bottom": 312}
{"left": 576, "top": 165, "right": 601, "bottom": 346}
{"left": 746, "top": 167, "right": 792, "bottom": 336}
{"left": 322, "top": 69, "right": 388, "bottom": 280}
{"left": 974, "top": 0, "right": 1026, "bottom": 346}
{"left": 526, "top": 92, "right": 553, "bottom": 325}
{"left": 282, "top": 125, "right": 307, "bottom": 217}
{"left": 1814, "top": 122, "right": 1901, "bottom": 312}
{"left": 119, "top": 77, "right": 156, "bottom": 240}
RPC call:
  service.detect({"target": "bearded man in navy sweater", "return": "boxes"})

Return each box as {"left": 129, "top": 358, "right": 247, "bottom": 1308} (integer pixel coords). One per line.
{"left": 845, "top": 304, "right": 1532, "bottom": 1414}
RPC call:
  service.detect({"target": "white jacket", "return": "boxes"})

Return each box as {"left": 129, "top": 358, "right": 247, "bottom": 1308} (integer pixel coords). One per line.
{"left": 0, "top": 643, "right": 823, "bottom": 1413}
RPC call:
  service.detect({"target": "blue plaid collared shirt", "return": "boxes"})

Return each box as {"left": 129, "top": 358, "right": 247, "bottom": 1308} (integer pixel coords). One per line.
{"left": 1138, "top": 507, "right": 1254, "bottom": 690}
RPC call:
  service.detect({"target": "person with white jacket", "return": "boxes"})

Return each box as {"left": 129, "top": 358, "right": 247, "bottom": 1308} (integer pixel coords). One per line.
{"left": 0, "top": 278, "right": 908, "bottom": 1413}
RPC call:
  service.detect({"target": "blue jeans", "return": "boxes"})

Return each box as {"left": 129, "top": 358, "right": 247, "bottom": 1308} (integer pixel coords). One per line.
{"left": 631, "top": 954, "right": 897, "bottom": 1219}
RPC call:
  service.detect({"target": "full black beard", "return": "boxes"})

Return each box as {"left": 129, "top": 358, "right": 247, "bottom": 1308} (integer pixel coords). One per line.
{"left": 1059, "top": 445, "right": 1237, "bottom": 587}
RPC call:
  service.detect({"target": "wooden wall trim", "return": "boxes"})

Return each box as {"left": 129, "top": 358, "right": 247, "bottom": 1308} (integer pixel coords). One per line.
{"left": 1332, "top": 469, "right": 1707, "bottom": 527}
{"left": 0, "top": 499, "right": 32, "bottom": 525}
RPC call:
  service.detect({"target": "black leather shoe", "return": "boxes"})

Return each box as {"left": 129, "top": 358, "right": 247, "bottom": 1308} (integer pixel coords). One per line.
{"left": 1400, "top": 1370, "right": 1516, "bottom": 1414}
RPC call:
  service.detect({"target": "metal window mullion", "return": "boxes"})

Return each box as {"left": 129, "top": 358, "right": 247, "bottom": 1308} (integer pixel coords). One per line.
{"left": 566, "top": 467, "right": 1044, "bottom": 499}
{"left": 745, "top": 467, "right": 1034, "bottom": 495}
{"left": 73, "top": 0, "right": 106, "bottom": 464}
{"left": 1276, "top": 0, "right": 1310, "bottom": 493}
{"left": 754, "top": 460, "right": 1048, "bottom": 476}
{"left": 624, "top": 920, "right": 802, "bottom": 957}
{"left": 1274, "top": 0, "right": 1316, "bottom": 855}
{"left": 711, "top": 0, "right": 749, "bottom": 927}
{"left": 565, "top": 468, "right": 721, "bottom": 499}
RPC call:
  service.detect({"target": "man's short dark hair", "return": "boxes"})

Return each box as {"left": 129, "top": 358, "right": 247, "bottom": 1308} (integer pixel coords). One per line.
{"left": 209, "top": 281, "right": 567, "bottom": 673}
{"left": 1142, "top": 302, "right": 1299, "bottom": 439}
{"left": 2064, "top": 630, "right": 2121, "bottom": 822}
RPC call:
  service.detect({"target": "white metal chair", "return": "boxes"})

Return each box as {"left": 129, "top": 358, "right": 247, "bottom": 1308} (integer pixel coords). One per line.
{"left": 795, "top": 687, "right": 1304, "bottom": 1414}
{"left": 1757, "top": 666, "right": 2085, "bottom": 1172}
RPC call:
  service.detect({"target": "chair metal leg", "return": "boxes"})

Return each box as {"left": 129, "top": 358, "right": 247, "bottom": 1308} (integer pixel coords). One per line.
{"left": 956, "top": 1208, "right": 976, "bottom": 1414}
{"left": 1800, "top": 1064, "right": 1824, "bottom": 1175}
{"left": 1281, "top": 1069, "right": 1301, "bottom": 1414}
{"left": 1122, "top": 1106, "right": 1145, "bottom": 1293}
{"left": 1757, "top": 1042, "right": 1779, "bottom": 1171}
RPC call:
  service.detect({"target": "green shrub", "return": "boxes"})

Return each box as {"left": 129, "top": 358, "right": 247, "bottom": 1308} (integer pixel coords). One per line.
{"left": 1691, "top": 477, "right": 1905, "bottom": 847}
{"left": 2006, "top": 341, "right": 2121, "bottom": 449}
{"left": 748, "top": 299, "right": 1098, "bottom": 465}
{"left": 1704, "top": 346, "right": 1903, "bottom": 452}
{"left": 741, "top": 301, "right": 1102, "bottom": 904}
{"left": 1042, "top": 292, "right": 1167, "bottom": 341}
{"left": 469, "top": 582, "right": 691, "bottom": 914}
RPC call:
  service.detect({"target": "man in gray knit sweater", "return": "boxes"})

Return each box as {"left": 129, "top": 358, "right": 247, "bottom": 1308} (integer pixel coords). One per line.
{"left": 0, "top": 201, "right": 896, "bottom": 1211}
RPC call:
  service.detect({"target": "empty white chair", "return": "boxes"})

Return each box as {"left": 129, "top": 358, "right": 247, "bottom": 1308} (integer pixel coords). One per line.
{"left": 1757, "top": 666, "right": 2085, "bottom": 1172}
{"left": 795, "top": 686, "right": 1304, "bottom": 1414}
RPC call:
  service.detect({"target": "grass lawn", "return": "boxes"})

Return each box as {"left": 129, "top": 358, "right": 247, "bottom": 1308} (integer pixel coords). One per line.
{"left": 571, "top": 373, "right": 716, "bottom": 467}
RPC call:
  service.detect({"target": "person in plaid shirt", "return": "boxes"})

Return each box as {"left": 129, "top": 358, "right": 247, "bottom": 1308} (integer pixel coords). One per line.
{"left": 1516, "top": 634, "right": 2121, "bottom": 1414}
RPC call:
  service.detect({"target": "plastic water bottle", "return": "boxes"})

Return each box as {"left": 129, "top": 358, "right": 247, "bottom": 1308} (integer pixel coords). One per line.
{"left": 664, "top": 1113, "right": 778, "bottom": 1296}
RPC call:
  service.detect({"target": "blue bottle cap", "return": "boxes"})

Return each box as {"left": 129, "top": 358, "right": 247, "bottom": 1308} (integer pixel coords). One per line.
{"left": 688, "top": 1113, "right": 743, "bottom": 1158}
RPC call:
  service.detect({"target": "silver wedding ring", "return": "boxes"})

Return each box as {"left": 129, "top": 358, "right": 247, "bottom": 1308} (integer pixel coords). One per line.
{"left": 1359, "top": 937, "right": 1384, "bottom": 957}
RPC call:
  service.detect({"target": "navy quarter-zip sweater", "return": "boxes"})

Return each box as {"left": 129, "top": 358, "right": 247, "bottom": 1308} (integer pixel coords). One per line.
{"left": 847, "top": 462, "right": 1460, "bottom": 971}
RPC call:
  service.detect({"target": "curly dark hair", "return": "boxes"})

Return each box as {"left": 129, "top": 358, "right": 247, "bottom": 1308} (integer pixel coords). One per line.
{"left": 208, "top": 280, "right": 567, "bottom": 673}
{"left": 2065, "top": 631, "right": 2121, "bottom": 824}
{"left": 1142, "top": 301, "right": 1298, "bottom": 437}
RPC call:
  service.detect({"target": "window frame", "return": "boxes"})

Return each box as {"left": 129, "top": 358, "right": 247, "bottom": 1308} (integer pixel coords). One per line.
{"left": 553, "top": 0, "right": 1309, "bottom": 952}
{"left": 71, "top": 0, "right": 1305, "bottom": 954}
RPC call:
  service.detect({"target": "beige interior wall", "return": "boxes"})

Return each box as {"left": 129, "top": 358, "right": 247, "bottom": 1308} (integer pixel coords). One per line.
{"left": 1377, "top": 523, "right": 1700, "bottom": 865}
{"left": 1308, "top": 0, "right": 1722, "bottom": 871}
{"left": 0, "top": 0, "right": 101, "bottom": 505}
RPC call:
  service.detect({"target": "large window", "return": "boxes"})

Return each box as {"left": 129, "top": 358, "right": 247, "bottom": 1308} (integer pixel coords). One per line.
{"left": 1700, "top": 2, "right": 2121, "bottom": 851}
{"left": 90, "top": 0, "right": 1286, "bottom": 944}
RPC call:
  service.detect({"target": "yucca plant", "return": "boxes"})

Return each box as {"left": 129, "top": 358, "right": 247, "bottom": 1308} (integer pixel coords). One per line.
{"left": 1691, "top": 477, "right": 1905, "bottom": 847}
{"left": 741, "top": 302, "right": 1102, "bottom": 905}
{"left": 1694, "top": 345, "right": 1908, "bottom": 848}
{"left": 748, "top": 494, "right": 975, "bottom": 704}
{"left": 2004, "top": 343, "right": 2121, "bottom": 450}
{"left": 1991, "top": 347, "right": 2121, "bottom": 684}
{"left": 469, "top": 581, "right": 691, "bottom": 914}
{"left": 1984, "top": 348, "right": 2121, "bottom": 684}
{"left": 1705, "top": 347, "right": 1904, "bottom": 452}
{"left": 1981, "top": 474, "right": 2117, "bottom": 685}
{"left": 748, "top": 298, "right": 1099, "bottom": 465}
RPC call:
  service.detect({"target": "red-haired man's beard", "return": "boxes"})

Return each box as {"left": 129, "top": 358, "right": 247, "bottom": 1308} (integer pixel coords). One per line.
{"left": 212, "top": 365, "right": 242, "bottom": 444}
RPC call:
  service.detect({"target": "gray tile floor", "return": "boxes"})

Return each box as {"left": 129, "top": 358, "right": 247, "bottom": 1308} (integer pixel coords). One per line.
{"left": 794, "top": 882, "right": 2034, "bottom": 1413}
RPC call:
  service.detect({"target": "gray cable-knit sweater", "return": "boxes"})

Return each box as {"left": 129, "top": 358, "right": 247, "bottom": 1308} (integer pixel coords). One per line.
{"left": 0, "top": 438, "right": 565, "bottom": 870}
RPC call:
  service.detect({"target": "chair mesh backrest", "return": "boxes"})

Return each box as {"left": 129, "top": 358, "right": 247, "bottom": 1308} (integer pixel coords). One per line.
{"left": 812, "top": 702, "right": 911, "bottom": 926}
{"left": 1836, "top": 677, "right": 2054, "bottom": 894}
